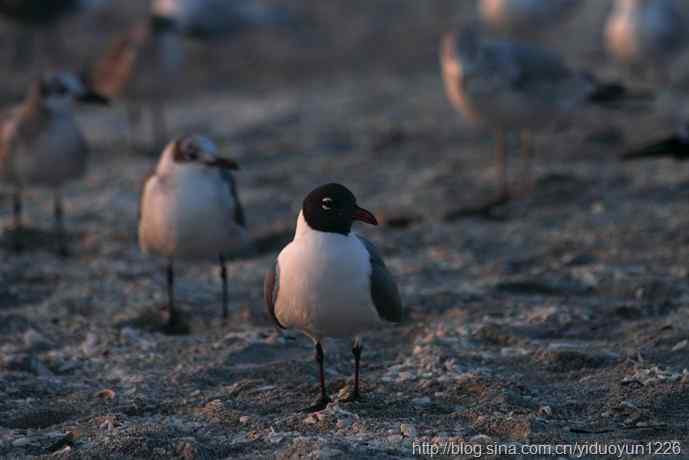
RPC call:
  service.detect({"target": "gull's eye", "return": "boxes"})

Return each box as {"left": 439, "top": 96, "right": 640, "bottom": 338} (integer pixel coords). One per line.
{"left": 186, "top": 148, "right": 199, "bottom": 160}
{"left": 321, "top": 197, "right": 333, "bottom": 210}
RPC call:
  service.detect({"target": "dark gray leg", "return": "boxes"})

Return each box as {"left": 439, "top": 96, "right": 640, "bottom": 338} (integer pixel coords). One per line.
{"left": 519, "top": 129, "right": 534, "bottom": 196}
{"left": 12, "top": 189, "right": 22, "bottom": 251}
{"left": 342, "top": 339, "right": 363, "bottom": 402}
{"left": 303, "top": 342, "right": 331, "bottom": 412}
{"left": 219, "top": 254, "right": 228, "bottom": 319}
{"left": 166, "top": 259, "right": 178, "bottom": 328}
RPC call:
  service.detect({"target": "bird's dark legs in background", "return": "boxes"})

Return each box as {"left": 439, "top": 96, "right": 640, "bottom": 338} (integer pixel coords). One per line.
{"left": 519, "top": 129, "right": 534, "bottom": 195}
{"left": 165, "top": 259, "right": 178, "bottom": 329}
{"left": 219, "top": 254, "right": 228, "bottom": 320}
{"left": 53, "top": 188, "right": 68, "bottom": 257}
{"left": 12, "top": 189, "right": 23, "bottom": 251}
{"left": 495, "top": 128, "right": 509, "bottom": 202}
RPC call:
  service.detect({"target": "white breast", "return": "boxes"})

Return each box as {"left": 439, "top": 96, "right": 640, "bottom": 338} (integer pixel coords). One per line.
{"left": 11, "top": 116, "right": 87, "bottom": 187}
{"left": 275, "top": 219, "right": 380, "bottom": 341}
{"left": 139, "top": 165, "right": 247, "bottom": 260}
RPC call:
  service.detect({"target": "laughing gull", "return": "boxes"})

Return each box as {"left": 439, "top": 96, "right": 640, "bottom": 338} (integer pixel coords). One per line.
{"left": 139, "top": 135, "right": 249, "bottom": 332}
{"left": 0, "top": 71, "right": 109, "bottom": 255}
{"left": 479, "top": 0, "right": 581, "bottom": 39}
{"left": 265, "top": 183, "right": 402, "bottom": 412}
{"left": 87, "top": 15, "right": 184, "bottom": 151}
{"left": 605, "top": 0, "right": 686, "bottom": 82}
{"left": 440, "top": 25, "right": 626, "bottom": 209}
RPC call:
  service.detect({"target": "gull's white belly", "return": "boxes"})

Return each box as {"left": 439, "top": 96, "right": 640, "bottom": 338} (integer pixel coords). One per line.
{"left": 139, "top": 169, "right": 247, "bottom": 260}
{"left": 11, "top": 118, "right": 87, "bottom": 187}
{"left": 275, "top": 233, "right": 380, "bottom": 340}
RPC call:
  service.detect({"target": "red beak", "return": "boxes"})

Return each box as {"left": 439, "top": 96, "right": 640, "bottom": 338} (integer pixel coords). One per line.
{"left": 353, "top": 205, "right": 378, "bottom": 225}
{"left": 207, "top": 158, "right": 239, "bottom": 170}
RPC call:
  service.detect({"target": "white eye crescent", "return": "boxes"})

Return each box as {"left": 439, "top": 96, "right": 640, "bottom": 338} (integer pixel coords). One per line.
{"left": 321, "top": 197, "right": 333, "bottom": 210}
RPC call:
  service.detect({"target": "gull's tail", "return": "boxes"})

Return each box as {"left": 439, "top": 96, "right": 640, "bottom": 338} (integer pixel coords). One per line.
{"left": 621, "top": 136, "right": 689, "bottom": 161}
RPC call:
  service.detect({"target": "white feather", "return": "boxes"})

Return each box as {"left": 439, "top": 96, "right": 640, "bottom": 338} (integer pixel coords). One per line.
{"left": 274, "top": 212, "right": 381, "bottom": 341}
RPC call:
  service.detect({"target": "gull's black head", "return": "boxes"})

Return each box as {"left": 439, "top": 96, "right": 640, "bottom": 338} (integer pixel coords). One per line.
{"left": 302, "top": 183, "right": 378, "bottom": 235}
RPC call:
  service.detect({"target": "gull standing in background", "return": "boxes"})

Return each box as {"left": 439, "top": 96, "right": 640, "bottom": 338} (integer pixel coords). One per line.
{"left": 0, "top": 72, "right": 109, "bottom": 255}
{"left": 265, "top": 183, "right": 403, "bottom": 412}
{"left": 139, "top": 135, "right": 249, "bottom": 333}
{"left": 478, "top": 0, "right": 581, "bottom": 39}
{"left": 87, "top": 13, "right": 184, "bottom": 152}
{"left": 440, "top": 25, "right": 625, "bottom": 214}
{"left": 605, "top": 0, "right": 686, "bottom": 83}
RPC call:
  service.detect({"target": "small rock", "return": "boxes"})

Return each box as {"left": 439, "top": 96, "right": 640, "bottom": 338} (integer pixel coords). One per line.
{"left": 470, "top": 434, "right": 492, "bottom": 444}
{"left": 397, "top": 371, "right": 415, "bottom": 382}
{"left": 239, "top": 415, "right": 250, "bottom": 424}
{"left": 400, "top": 423, "right": 417, "bottom": 438}
{"left": 387, "top": 434, "right": 403, "bottom": 444}
{"left": 672, "top": 340, "right": 688, "bottom": 352}
{"left": 99, "top": 419, "right": 114, "bottom": 431}
{"left": 176, "top": 439, "right": 197, "bottom": 460}
{"left": 52, "top": 446, "right": 72, "bottom": 456}
{"left": 81, "top": 333, "right": 99, "bottom": 355}
{"left": 96, "top": 388, "right": 116, "bottom": 400}
{"left": 23, "top": 329, "right": 53, "bottom": 351}
{"left": 538, "top": 405, "right": 552, "bottom": 416}
{"left": 412, "top": 397, "right": 431, "bottom": 406}
{"left": 314, "top": 447, "right": 344, "bottom": 459}
{"left": 303, "top": 414, "right": 318, "bottom": 425}
{"left": 336, "top": 418, "right": 352, "bottom": 429}
{"left": 12, "top": 437, "right": 32, "bottom": 447}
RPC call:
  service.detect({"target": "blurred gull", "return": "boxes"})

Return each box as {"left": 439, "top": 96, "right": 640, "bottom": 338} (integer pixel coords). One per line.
{"left": 0, "top": 72, "right": 109, "bottom": 255}
{"left": 440, "top": 25, "right": 625, "bottom": 212}
{"left": 87, "top": 15, "right": 184, "bottom": 152}
{"left": 605, "top": 0, "right": 686, "bottom": 82}
{"left": 139, "top": 135, "right": 249, "bottom": 333}
{"left": 479, "top": 0, "right": 581, "bottom": 39}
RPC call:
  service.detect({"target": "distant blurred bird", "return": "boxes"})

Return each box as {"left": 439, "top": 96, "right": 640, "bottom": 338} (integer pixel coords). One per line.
{"left": 265, "top": 183, "right": 402, "bottom": 412}
{"left": 478, "top": 0, "right": 581, "bottom": 39}
{"left": 152, "top": 0, "right": 294, "bottom": 40}
{"left": 139, "top": 135, "right": 249, "bottom": 333}
{"left": 605, "top": 0, "right": 686, "bottom": 82}
{"left": 0, "top": 71, "right": 109, "bottom": 255}
{"left": 87, "top": 16, "right": 184, "bottom": 152}
{"left": 440, "top": 26, "right": 626, "bottom": 210}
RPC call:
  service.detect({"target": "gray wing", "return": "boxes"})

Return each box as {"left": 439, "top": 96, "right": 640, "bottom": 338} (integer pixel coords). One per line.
{"left": 357, "top": 236, "right": 403, "bottom": 323}
{"left": 220, "top": 170, "right": 246, "bottom": 227}
{"left": 264, "top": 260, "right": 284, "bottom": 329}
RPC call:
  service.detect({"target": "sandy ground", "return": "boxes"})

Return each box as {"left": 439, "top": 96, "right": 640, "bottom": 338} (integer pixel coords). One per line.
{"left": 1, "top": 1, "right": 689, "bottom": 459}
